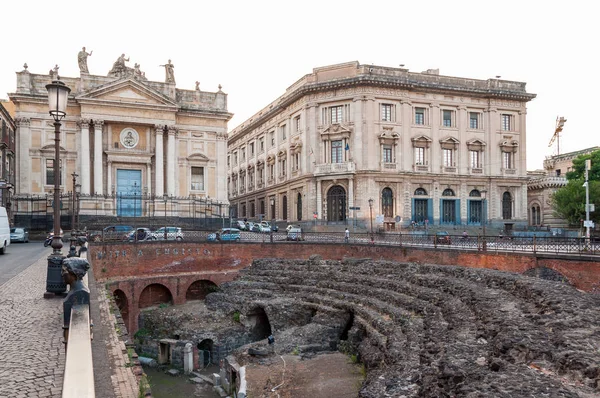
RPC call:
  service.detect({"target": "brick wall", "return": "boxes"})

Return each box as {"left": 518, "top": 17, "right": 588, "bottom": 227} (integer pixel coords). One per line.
{"left": 89, "top": 242, "right": 600, "bottom": 333}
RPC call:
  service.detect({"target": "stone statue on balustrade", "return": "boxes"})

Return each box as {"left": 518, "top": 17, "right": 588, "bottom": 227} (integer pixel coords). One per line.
{"left": 78, "top": 47, "right": 93, "bottom": 73}
{"left": 49, "top": 64, "right": 59, "bottom": 80}
{"left": 133, "top": 63, "right": 148, "bottom": 81}
{"left": 108, "top": 53, "right": 134, "bottom": 78}
{"left": 160, "top": 59, "right": 175, "bottom": 83}
{"left": 61, "top": 257, "right": 91, "bottom": 345}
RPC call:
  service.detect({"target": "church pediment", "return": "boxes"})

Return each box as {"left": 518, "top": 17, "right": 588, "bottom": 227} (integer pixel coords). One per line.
{"left": 187, "top": 152, "right": 209, "bottom": 161}
{"left": 76, "top": 78, "right": 178, "bottom": 108}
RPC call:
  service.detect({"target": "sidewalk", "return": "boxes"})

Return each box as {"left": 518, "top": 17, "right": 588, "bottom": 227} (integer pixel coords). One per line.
{"left": 0, "top": 252, "right": 139, "bottom": 398}
{"left": 0, "top": 254, "right": 65, "bottom": 398}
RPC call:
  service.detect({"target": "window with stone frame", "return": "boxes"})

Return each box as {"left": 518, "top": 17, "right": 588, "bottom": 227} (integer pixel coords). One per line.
{"left": 414, "top": 107, "right": 426, "bottom": 125}
{"left": 250, "top": 201, "right": 256, "bottom": 218}
{"left": 381, "top": 103, "right": 393, "bottom": 122}
{"left": 249, "top": 142, "right": 255, "bottom": 157}
{"left": 280, "top": 124, "right": 287, "bottom": 142}
{"left": 331, "top": 140, "right": 343, "bottom": 163}
{"left": 503, "top": 151, "right": 514, "bottom": 169}
{"left": 269, "top": 164, "right": 274, "bottom": 179}
{"left": 415, "top": 147, "right": 425, "bottom": 165}
{"left": 383, "top": 145, "right": 393, "bottom": 163}
{"left": 330, "top": 106, "right": 343, "bottom": 124}
{"left": 241, "top": 148, "right": 246, "bottom": 162}
{"left": 294, "top": 115, "right": 301, "bottom": 132}
{"left": 46, "top": 158, "right": 62, "bottom": 185}
{"left": 270, "top": 131, "right": 275, "bottom": 147}
{"left": 469, "top": 150, "right": 482, "bottom": 168}
{"left": 227, "top": 155, "right": 230, "bottom": 168}
{"left": 443, "top": 148, "right": 454, "bottom": 167}
{"left": 501, "top": 114, "right": 513, "bottom": 131}
{"left": 191, "top": 167, "right": 204, "bottom": 191}
{"left": 233, "top": 151, "right": 238, "bottom": 164}
{"left": 442, "top": 109, "right": 454, "bottom": 127}
{"left": 248, "top": 169, "right": 254, "bottom": 187}
{"left": 469, "top": 112, "right": 481, "bottom": 129}
{"left": 293, "top": 152, "right": 300, "bottom": 171}
{"left": 259, "top": 137, "right": 265, "bottom": 153}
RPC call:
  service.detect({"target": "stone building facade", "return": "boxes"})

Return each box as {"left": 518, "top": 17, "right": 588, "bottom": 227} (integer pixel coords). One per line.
{"left": 527, "top": 147, "right": 599, "bottom": 229}
{"left": 227, "top": 61, "right": 536, "bottom": 230}
{"left": 0, "top": 101, "right": 16, "bottom": 215}
{"left": 9, "top": 58, "right": 231, "bottom": 218}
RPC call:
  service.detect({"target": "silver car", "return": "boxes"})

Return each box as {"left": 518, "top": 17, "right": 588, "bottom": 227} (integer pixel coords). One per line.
{"left": 10, "top": 227, "right": 29, "bottom": 243}
{"left": 150, "top": 227, "right": 184, "bottom": 241}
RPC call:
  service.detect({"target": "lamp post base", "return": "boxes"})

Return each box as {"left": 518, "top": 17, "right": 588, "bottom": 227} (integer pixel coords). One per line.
{"left": 44, "top": 252, "right": 67, "bottom": 298}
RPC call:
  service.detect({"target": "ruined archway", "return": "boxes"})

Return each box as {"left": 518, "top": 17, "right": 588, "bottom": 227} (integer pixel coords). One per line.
{"left": 138, "top": 283, "right": 173, "bottom": 309}
{"left": 186, "top": 280, "right": 218, "bottom": 301}
{"left": 246, "top": 307, "right": 272, "bottom": 341}
{"left": 197, "top": 339, "right": 214, "bottom": 367}
{"left": 113, "top": 289, "right": 130, "bottom": 331}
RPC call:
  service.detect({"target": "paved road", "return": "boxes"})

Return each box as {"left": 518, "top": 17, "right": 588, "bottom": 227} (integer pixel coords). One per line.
{"left": 0, "top": 240, "right": 49, "bottom": 287}
{"left": 0, "top": 245, "right": 65, "bottom": 397}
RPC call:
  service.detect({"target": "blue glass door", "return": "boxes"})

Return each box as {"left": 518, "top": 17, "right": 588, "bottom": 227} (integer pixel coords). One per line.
{"left": 117, "top": 169, "right": 142, "bottom": 217}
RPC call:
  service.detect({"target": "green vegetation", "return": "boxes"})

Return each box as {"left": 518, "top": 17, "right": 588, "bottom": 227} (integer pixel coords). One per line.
{"left": 233, "top": 311, "right": 241, "bottom": 323}
{"left": 292, "top": 345, "right": 300, "bottom": 355}
{"left": 552, "top": 149, "right": 600, "bottom": 226}
{"left": 159, "top": 303, "right": 169, "bottom": 309}
{"left": 134, "top": 328, "right": 150, "bottom": 339}
{"left": 138, "top": 374, "right": 150, "bottom": 398}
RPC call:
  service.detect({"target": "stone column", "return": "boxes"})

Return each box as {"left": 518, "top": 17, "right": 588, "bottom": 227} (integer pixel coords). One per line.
{"left": 154, "top": 125, "right": 164, "bottom": 197}
{"left": 430, "top": 103, "right": 440, "bottom": 172}
{"left": 348, "top": 177, "right": 354, "bottom": 222}
{"left": 15, "top": 118, "right": 31, "bottom": 194}
{"left": 93, "top": 120, "right": 104, "bottom": 195}
{"left": 316, "top": 179, "right": 322, "bottom": 220}
{"left": 78, "top": 118, "right": 91, "bottom": 195}
{"left": 107, "top": 161, "right": 112, "bottom": 195}
{"left": 400, "top": 99, "right": 412, "bottom": 171}
{"left": 166, "top": 126, "right": 177, "bottom": 196}
{"left": 146, "top": 163, "right": 152, "bottom": 198}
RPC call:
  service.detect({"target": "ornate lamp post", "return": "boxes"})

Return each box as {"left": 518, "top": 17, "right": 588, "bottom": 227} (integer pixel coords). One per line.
{"left": 368, "top": 198, "right": 374, "bottom": 240}
{"left": 481, "top": 189, "right": 487, "bottom": 251}
{"left": 75, "top": 183, "right": 81, "bottom": 230}
{"left": 45, "top": 79, "right": 71, "bottom": 297}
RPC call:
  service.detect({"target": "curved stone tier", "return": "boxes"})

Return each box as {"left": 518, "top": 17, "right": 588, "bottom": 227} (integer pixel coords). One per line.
{"left": 207, "top": 257, "right": 600, "bottom": 398}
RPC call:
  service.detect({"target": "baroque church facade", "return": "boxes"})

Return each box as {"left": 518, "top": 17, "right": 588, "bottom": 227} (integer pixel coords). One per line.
{"left": 9, "top": 53, "right": 231, "bottom": 219}
{"left": 227, "top": 61, "right": 536, "bottom": 230}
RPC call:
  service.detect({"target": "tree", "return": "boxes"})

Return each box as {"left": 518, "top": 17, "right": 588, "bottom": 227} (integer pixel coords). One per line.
{"left": 552, "top": 179, "right": 600, "bottom": 226}
{"left": 552, "top": 148, "right": 600, "bottom": 227}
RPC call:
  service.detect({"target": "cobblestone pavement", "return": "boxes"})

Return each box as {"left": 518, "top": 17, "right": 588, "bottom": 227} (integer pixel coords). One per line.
{"left": 0, "top": 255, "right": 65, "bottom": 398}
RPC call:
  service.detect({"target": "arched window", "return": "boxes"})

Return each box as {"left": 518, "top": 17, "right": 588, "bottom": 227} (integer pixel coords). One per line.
{"left": 414, "top": 188, "right": 428, "bottom": 196}
{"left": 502, "top": 191, "right": 512, "bottom": 219}
{"left": 327, "top": 185, "right": 346, "bottom": 222}
{"left": 382, "top": 188, "right": 393, "bottom": 218}
{"left": 469, "top": 189, "right": 481, "bottom": 197}
{"left": 442, "top": 188, "right": 455, "bottom": 197}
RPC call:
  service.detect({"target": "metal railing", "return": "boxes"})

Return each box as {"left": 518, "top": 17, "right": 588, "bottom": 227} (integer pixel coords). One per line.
{"left": 91, "top": 229, "right": 600, "bottom": 256}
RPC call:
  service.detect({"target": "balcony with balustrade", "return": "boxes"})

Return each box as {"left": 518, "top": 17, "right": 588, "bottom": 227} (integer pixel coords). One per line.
{"left": 314, "top": 162, "right": 356, "bottom": 176}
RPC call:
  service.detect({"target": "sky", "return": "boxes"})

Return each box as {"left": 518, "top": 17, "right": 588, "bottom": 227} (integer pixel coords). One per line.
{"left": 1, "top": 0, "right": 597, "bottom": 171}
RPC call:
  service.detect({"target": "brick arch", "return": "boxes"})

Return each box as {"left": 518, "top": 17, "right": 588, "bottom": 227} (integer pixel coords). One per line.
{"left": 185, "top": 279, "right": 219, "bottom": 301}
{"left": 113, "top": 289, "right": 130, "bottom": 331}
{"left": 138, "top": 283, "right": 173, "bottom": 309}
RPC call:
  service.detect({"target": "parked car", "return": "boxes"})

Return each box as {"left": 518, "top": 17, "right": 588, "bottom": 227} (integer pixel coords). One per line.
{"left": 235, "top": 220, "right": 247, "bottom": 231}
{"left": 125, "top": 227, "right": 152, "bottom": 241}
{"left": 286, "top": 224, "right": 301, "bottom": 232}
{"left": 150, "top": 227, "right": 184, "bottom": 241}
{"left": 286, "top": 226, "right": 303, "bottom": 241}
{"left": 433, "top": 231, "right": 451, "bottom": 245}
{"left": 246, "top": 221, "right": 257, "bottom": 232}
{"left": 10, "top": 227, "right": 29, "bottom": 243}
{"left": 207, "top": 228, "right": 241, "bottom": 242}
{"left": 259, "top": 221, "right": 273, "bottom": 233}
{"left": 89, "top": 225, "right": 134, "bottom": 242}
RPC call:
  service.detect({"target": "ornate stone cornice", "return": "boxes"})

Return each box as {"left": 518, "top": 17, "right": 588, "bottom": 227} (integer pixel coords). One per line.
{"left": 154, "top": 124, "right": 165, "bottom": 134}
{"left": 15, "top": 117, "right": 31, "bottom": 127}
{"left": 527, "top": 176, "right": 567, "bottom": 190}
{"left": 76, "top": 118, "right": 91, "bottom": 128}
{"left": 93, "top": 119, "right": 104, "bottom": 128}
{"left": 167, "top": 126, "right": 178, "bottom": 136}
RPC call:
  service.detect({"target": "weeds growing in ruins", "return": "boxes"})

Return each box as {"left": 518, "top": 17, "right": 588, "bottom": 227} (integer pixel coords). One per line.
{"left": 233, "top": 311, "right": 241, "bottom": 322}
{"left": 138, "top": 374, "right": 150, "bottom": 398}
{"left": 292, "top": 346, "right": 300, "bottom": 355}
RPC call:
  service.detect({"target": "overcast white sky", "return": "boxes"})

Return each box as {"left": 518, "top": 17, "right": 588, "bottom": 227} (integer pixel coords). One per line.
{"left": 1, "top": 0, "right": 597, "bottom": 170}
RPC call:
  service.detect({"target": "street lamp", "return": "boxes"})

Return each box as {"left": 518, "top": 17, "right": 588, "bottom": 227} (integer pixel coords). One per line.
{"left": 75, "top": 183, "right": 81, "bottom": 230}
{"left": 368, "top": 198, "right": 374, "bottom": 240}
{"left": 481, "top": 189, "right": 487, "bottom": 251}
{"left": 45, "top": 79, "right": 71, "bottom": 296}
{"left": 270, "top": 197, "right": 275, "bottom": 243}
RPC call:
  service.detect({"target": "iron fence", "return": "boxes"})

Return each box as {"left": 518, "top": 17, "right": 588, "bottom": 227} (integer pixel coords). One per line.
{"left": 93, "top": 230, "right": 600, "bottom": 256}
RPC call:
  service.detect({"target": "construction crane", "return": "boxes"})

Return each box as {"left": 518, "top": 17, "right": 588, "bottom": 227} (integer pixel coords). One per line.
{"left": 548, "top": 116, "right": 567, "bottom": 155}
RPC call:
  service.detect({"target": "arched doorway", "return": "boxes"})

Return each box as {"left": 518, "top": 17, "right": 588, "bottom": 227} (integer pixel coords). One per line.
{"left": 441, "top": 188, "right": 456, "bottom": 224}
{"left": 413, "top": 188, "right": 428, "bottom": 223}
{"left": 139, "top": 283, "right": 173, "bottom": 309}
{"left": 297, "top": 193, "right": 302, "bottom": 221}
{"left": 382, "top": 188, "right": 393, "bottom": 218}
{"left": 282, "top": 195, "right": 288, "bottom": 220}
{"left": 502, "top": 191, "right": 512, "bottom": 219}
{"left": 113, "top": 289, "right": 129, "bottom": 331}
{"left": 186, "top": 280, "right": 218, "bottom": 301}
{"left": 197, "top": 339, "right": 214, "bottom": 367}
{"left": 247, "top": 307, "right": 272, "bottom": 341}
{"left": 327, "top": 185, "right": 346, "bottom": 222}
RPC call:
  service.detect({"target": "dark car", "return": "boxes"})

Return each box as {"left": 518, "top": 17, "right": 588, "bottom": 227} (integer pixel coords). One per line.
{"left": 89, "top": 225, "right": 134, "bottom": 242}
{"left": 125, "top": 227, "right": 152, "bottom": 242}
{"left": 433, "top": 231, "right": 451, "bottom": 245}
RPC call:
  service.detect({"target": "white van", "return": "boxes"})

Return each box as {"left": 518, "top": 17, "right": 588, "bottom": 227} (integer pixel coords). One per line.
{"left": 0, "top": 206, "right": 10, "bottom": 254}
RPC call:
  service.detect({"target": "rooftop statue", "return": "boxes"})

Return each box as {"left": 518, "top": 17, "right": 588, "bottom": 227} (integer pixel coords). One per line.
{"left": 108, "top": 53, "right": 134, "bottom": 78}
{"left": 160, "top": 59, "right": 175, "bottom": 83}
{"left": 78, "top": 47, "right": 93, "bottom": 74}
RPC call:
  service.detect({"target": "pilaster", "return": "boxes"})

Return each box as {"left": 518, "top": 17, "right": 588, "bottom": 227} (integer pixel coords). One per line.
{"left": 166, "top": 126, "right": 177, "bottom": 196}
{"left": 154, "top": 125, "right": 164, "bottom": 197}
{"left": 93, "top": 120, "right": 104, "bottom": 195}
{"left": 15, "top": 117, "right": 31, "bottom": 194}
{"left": 77, "top": 118, "right": 91, "bottom": 195}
